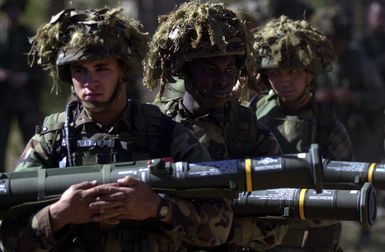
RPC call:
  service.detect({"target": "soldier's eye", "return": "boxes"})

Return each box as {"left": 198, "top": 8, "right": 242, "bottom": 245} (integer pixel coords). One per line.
{"left": 96, "top": 65, "right": 109, "bottom": 72}
{"left": 267, "top": 70, "right": 278, "bottom": 76}
{"left": 205, "top": 66, "right": 217, "bottom": 73}
{"left": 71, "top": 67, "right": 85, "bottom": 74}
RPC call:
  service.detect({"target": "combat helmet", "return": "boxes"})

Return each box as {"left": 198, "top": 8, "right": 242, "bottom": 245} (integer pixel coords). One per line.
{"left": 143, "top": 0, "right": 257, "bottom": 97}
{"left": 28, "top": 8, "right": 148, "bottom": 93}
{"left": 253, "top": 16, "right": 336, "bottom": 76}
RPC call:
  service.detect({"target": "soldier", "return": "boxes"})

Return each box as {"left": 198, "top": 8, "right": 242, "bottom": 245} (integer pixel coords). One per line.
{"left": 144, "top": 1, "right": 286, "bottom": 250}
{"left": 0, "top": 8, "right": 233, "bottom": 251}
{"left": 0, "top": 0, "right": 43, "bottom": 172}
{"left": 249, "top": 16, "right": 354, "bottom": 251}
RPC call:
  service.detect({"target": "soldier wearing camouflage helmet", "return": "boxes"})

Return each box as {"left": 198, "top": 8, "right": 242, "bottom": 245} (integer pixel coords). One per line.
{"left": 249, "top": 16, "right": 354, "bottom": 252}
{"left": 144, "top": 1, "right": 287, "bottom": 251}
{"left": 0, "top": 7, "right": 233, "bottom": 251}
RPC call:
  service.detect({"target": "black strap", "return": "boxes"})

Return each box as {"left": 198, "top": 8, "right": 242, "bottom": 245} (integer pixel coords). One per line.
{"left": 157, "top": 114, "right": 177, "bottom": 157}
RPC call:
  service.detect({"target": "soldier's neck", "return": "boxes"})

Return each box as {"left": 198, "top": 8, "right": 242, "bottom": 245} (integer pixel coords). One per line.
{"left": 85, "top": 92, "right": 127, "bottom": 127}
{"left": 280, "top": 92, "right": 312, "bottom": 113}
{"left": 182, "top": 92, "right": 213, "bottom": 117}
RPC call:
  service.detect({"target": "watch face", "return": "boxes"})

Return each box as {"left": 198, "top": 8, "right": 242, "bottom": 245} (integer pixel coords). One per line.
{"left": 158, "top": 198, "right": 171, "bottom": 220}
{"left": 159, "top": 205, "right": 170, "bottom": 219}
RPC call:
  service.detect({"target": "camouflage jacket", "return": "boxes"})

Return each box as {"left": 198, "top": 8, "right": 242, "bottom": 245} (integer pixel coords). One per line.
{"left": 158, "top": 98, "right": 282, "bottom": 160}
{"left": 254, "top": 90, "right": 354, "bottom": 161}
{"left": 253, "top": 91, "right": 353, "bottom": 251}
{"left": 1, "top": 99, "right": 233, "bottom": 252}
{"left": 156, "top": 97, "right": 287, "bottom": 251}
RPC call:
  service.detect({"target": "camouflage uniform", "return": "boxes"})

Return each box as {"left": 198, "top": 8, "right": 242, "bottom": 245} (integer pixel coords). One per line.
{"left": 250, "top": 16, "right": 354, "bottom": 252}
{"left": 0, "top": 8, "right": 232, "bottom": 252}
{"left": 158, "top": 97, "right": 280, "bottom": 160}
{"left": 144, "top": 2, "right": 287, "bottom": 251}
{"left": 252, "top": 90, "right": 353, "bottom": 161}
{"left": 156, "top": 96, "right": 285, "bottom": 251}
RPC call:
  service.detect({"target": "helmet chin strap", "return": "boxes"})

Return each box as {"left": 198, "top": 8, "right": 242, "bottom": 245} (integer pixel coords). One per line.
{"left": 73, "top": 77, "right": 125, "bottom": 114}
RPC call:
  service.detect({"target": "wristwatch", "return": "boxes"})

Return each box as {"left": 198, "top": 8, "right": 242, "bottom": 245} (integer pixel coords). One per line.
{"left": 156, "top": 196, "right": 171, "bottom": 222}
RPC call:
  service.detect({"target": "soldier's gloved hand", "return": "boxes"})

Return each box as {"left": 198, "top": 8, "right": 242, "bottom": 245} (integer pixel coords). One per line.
{"left": 49, "top": 180, "right": 104, "bottom": 231}
{"left": 89, "top": 176, "right": 166, "bottom": 224}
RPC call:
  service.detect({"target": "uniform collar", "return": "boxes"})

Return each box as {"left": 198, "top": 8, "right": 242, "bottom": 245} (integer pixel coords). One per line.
{"left": 272, "top": 90, "right": 314, "bottom": 114}
{"left": 74, "top": 100, "right": 133, "bottom": 131}
{"left": 177, "top": 98, "right": 228, "bottom": 125}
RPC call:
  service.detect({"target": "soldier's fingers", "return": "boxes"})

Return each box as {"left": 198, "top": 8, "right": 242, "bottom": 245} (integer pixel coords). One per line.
{"left": 93, "top": 208, "right": 125, "bottom": 222}
{"left": 71, "top": 180, "right": 98, "bottom": 190}
{"left": 90, "top": 184, "right": 123, "bottom": 195}
{"left": 95, "top": 191, "right": 126, "bottom": 201}
{"left": 89, "top": 200, "right": 124, "bottom": 210}
{"left": 117, "top": 176, "right": 141, "bottom": 186}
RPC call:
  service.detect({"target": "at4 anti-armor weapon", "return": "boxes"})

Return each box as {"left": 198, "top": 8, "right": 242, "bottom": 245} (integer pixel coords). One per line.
{"left": 0, "top": 144, "right": 381, "bottom": 226}
{"left": 0, "top": 147, "right": 322, "bottom": 213}
{"left": 235, "top": 183, "right": 376, "bottom": 229}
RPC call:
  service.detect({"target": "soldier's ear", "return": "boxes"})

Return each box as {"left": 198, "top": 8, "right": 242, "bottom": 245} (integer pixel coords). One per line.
{"left": 71, "top": 85, "right": 75, "bottom": 95}
{"left": 307, "top": 72, "right": 314, "bottom": 83}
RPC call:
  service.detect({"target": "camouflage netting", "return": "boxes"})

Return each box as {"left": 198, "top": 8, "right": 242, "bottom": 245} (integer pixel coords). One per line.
{"left": 28, "top": 8, "right": 148, "bottom": 93}
{"left": 143, "top": 0, "right": 257, "bottom": 96}
{"left": 253, "top": 16, "right": 336, "bottom": 75}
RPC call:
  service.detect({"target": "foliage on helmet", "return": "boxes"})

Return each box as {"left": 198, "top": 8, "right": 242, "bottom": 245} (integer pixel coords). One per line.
{"left": 143, "top": 0, "right": 256, "bottom": 93}
{"left": 28, "top": 8, "right": 148, "bottom": 93}
{"left": 253, "top": 16, "right": 336, "bottom": 75}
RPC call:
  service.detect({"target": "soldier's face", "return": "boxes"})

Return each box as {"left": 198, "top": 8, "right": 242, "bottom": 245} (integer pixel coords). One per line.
{"left": 267, "top": 67, "right": 312, "bottom": 102}
{"left": 184, "top": 55, "right": 238, "bottom": 107}
{"left": 70, "top": 58, "right": 123, "bottom": 104}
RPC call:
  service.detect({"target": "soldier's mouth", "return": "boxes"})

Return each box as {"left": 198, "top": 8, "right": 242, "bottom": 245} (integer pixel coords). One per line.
{"left": 84, "top": 93, "right": 102, "bottom": 101}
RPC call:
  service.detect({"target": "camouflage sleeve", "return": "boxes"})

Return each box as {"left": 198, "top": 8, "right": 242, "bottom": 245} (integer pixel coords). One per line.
{"left": 166, "top": 122, "right": 232, "bottom": 247}
{"left": 227, "top": 218, "right": 288, "bottom": 250}
{"left": 1, "top": 206, "right": 61, "bottom": 250}
{"left": 15, "top": 113, "right": 63, "bottom": 171}
{"left": 162, "top": 197, "right": 233, "bottom": 247}
{"left": 254, "top": 121, "right": 282, "bottom": 156}
{"left": 325, "top": 120, "right": 355, "bottom": 161}
{"left": 170, "top": 122, "right": 212, "bottom": 162}
{"left": 14, "top": 134, "right": 51, "bottom": 172}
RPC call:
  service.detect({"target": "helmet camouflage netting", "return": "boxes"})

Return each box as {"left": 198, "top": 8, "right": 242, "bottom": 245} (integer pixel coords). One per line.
{"left": 253, "top": 16, "right": 336, "bottom": 75}
{"left": 143, "top": 0, "right": 257, "bottom": 94}
{"left": 28, "top": 8, "right": 148, "bottom": 93}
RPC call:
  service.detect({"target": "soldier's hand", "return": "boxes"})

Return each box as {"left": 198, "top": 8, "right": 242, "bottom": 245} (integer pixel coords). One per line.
{"left": 49, "top": 180, "right": 108, "bottom": 231}
{"left": 89, "top": 176, "right": 161, "bottom": 223}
